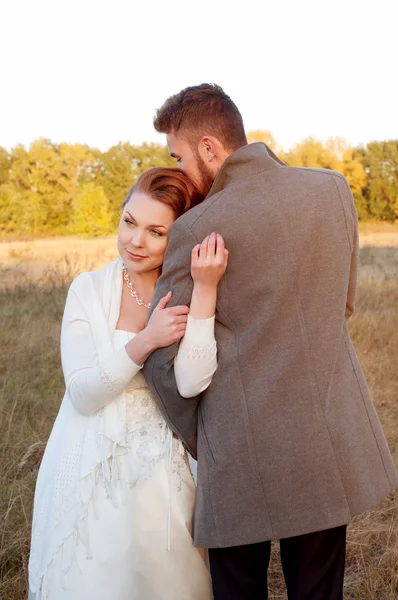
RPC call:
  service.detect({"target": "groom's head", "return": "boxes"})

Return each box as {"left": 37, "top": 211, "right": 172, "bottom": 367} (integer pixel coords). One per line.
{"left": 154, "top": 84, "right": 247, "bottom": 197}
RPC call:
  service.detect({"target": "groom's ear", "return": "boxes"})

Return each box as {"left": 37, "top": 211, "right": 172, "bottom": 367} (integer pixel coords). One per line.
{"left": 198, "top": 136, "right": 218, "bottom": 163}
{"left": 198, "top": 136, "right": 232, "bottom": 173}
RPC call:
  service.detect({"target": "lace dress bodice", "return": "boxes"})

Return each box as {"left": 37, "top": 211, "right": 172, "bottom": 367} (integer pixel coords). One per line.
{"left": 114, "top": 330, "right": 189, "bottom": 490}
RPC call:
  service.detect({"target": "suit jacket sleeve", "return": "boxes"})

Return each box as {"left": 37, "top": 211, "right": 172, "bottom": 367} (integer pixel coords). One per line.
{"left": 343, "top": 179, "right": 359, "bottom": 320}
{"left": 143, "top": 219, "right": 201, "bottom": 457}
{"left": 346, "top": 214, "right": 358, "bottom": 320}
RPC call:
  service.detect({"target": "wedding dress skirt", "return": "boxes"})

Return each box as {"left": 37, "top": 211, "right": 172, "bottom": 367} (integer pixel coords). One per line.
{"left": 29, "top": 330, "right": 212, "bottom": 600}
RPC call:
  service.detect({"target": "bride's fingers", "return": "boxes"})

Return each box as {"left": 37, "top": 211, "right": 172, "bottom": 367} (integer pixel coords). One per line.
{"left": 168, "top": 305, "right": 190, "bottom": 316}
{"left": 215, "top": 234, "right": 225, "bottom": 261}
{"left": 208, "top": 232, "right": 217, "bottom": 256}
{"left": 153, "top": 291, "right": 172, "bottom": 312}
{"left": 172, "top": 323, "right": 187, "bottom": 339}
{"left": 200, "top": 236, "right": 210, "bottom": 260}
{"left": 191, "top": 244, "right": 200, "bottom": 265}
{"left": 173, "top": 315, "right": 188, "bottom": 326}
{"left": 174, "top": 330, "right": 186, "bottom": 342}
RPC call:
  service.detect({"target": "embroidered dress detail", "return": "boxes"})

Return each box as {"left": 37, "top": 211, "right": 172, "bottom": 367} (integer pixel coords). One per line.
{"left": 125, "top": 387, "right": 168, "bottom": 485}
{"left": 180, "top": 342, "right": 217, "bottom": 360}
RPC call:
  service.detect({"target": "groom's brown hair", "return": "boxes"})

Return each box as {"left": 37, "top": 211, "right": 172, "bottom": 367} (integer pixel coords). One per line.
{"left": 153, "top": 83, "right": 247, "bottom": 151}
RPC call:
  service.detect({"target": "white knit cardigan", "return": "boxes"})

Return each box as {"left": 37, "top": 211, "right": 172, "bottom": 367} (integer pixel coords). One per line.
{"left": 29, "top": 257, "right": 218, "bottom": 599}
{"left": 28, "top": 258, "right": 139, "bottom": 597}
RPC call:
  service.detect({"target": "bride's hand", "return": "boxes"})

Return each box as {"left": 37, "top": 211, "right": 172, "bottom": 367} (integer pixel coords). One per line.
{"left": 191, "top": 233, "right": 229, "bottom": 288}
{"left": 144, "top": 292, "right": 189, "bottom": 349}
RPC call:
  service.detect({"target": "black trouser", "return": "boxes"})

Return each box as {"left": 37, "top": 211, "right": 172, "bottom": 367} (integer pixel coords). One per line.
{"left": 208, "top": 525, "right": 347, "bottom": 600}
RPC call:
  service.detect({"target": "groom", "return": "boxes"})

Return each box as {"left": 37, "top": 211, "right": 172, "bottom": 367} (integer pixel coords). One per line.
{"left": 144, "top": 84, "right": 398, "bottom": 599}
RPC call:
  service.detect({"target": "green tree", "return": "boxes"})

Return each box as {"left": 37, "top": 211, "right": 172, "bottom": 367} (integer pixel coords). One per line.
{"left": 338, "top": 148, "right": 367, "bottom": 197}
{"left": 131, "top": 142, "right": 175, "bottom": 176}
{"left": 72, "top": 182, "right": 112, "bottom": 236}
{"left": 247, "top": 130, "right": 278, "bottom": 152}
{"left": 0, "top": 147, "right": 10, "bottom": 185}
{"left": 0, "top": 184, "right": 43, "bottom": 235}
{"left": 0, "top": 185, "right": 17, "bottom": 233}
{"left": 50, "top": 142, "right": 99, "bottom": 228}
{"left": 99, "top": 142, "right": 140, "bottom": 225}
{"left": 357, "top": 141, "right": 398, "bottom": 221}
{"left": 100, "top": 142, "right": 175, "bottom": 227}
{"left": 5, "top": 140, "right": 56, "bottom": 233}
{"left": 0, "top": 147, "right": 13, "bottom": 233}
{"left": 1, "top": 140, "right": 176, "bottom": 235}
{"left": 284, "top": 137, "right": 367, "bottom": 217}
{"left": 283, "top": 137, "right": 339, "bottom": 170}
{"left": 6, "top": 139, "right": 98, "bottom": 234}
{"left": 342, "top": 147, "right": 368, "bottom": 219}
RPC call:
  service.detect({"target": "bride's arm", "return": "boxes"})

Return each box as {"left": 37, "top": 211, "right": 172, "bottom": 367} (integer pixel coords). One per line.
{"left": 61, "top": 280, "right": 143, "bottom": 416}
{"left": 61, "top": 277, "right": 187, "bottom": 416}
{"left": 174, "top": 314, "right": 217, "bottom": 398}
{"left": 174, "top": 233, "right": 228, "bottom": 398}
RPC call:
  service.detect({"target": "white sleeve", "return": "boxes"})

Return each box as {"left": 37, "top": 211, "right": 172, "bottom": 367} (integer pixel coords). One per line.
{"left": 174, "top": 314, "right": 217, "bottom": 399}
{"left": 60, "top": 285, "right": 142, "bottom": 416}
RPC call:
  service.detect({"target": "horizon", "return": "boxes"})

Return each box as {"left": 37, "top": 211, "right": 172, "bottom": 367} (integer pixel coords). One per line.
{"left": 1, "top": 130, "right": 396, "bottom": 155}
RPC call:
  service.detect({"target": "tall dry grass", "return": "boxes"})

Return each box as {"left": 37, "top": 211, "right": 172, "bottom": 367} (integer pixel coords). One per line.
{"left": 0, "top": 232, "right": 397, "bottom": 599}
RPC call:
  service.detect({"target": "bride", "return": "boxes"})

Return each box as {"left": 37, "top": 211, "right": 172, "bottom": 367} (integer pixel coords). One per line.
{"left": 28, "top": 167, "right": 228, "bottom": 600}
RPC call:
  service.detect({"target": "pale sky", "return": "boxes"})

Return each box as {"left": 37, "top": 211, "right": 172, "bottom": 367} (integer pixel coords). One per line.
{"left": 1, "top": 0, "right": 397, "bottom": 153}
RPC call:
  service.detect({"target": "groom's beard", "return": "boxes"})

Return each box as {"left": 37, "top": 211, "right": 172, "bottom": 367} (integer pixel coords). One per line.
{"left": 196, "top": 152, "right": 215, "bottom": 198}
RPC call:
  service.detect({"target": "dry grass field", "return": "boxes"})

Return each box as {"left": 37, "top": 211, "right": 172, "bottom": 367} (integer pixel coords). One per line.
{"left": 0, "top": 225, "right": 397, "bottom": 599}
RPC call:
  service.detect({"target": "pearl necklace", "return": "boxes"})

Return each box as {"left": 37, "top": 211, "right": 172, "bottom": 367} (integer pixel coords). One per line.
{"left": 122, "top": 265, "right": 152, "bottom": 309}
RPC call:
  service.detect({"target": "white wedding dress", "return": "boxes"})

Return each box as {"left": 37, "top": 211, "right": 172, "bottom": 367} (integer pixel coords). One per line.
{"left": 28, "top": 261, "right": 215, "bottom": 600}
{"left": 29, "top": 330, "right": 212, "bottom": 600}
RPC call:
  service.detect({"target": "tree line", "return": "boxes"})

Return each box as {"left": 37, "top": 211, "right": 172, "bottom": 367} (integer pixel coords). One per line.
{"left": 1, "top": 133, "right": 397, "bottom": 237}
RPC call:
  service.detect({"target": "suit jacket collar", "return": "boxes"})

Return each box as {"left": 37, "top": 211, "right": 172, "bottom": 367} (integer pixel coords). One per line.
{"left": 207, "top": 142, "right": 286, "bottom": 198}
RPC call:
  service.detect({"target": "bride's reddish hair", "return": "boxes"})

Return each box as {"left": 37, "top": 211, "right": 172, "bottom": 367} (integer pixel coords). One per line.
{"left": 123, "top": 168, "right": 204, "bottom": 218}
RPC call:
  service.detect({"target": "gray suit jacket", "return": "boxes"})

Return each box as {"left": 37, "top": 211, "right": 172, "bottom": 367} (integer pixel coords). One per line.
{"left": 144, "top": 143, "right": 398, "bottom": 548}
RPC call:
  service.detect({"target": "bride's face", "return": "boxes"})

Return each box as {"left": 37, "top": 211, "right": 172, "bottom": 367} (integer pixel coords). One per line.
{"left": 117, "top": 191, "right": 176, "bottom": 275}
